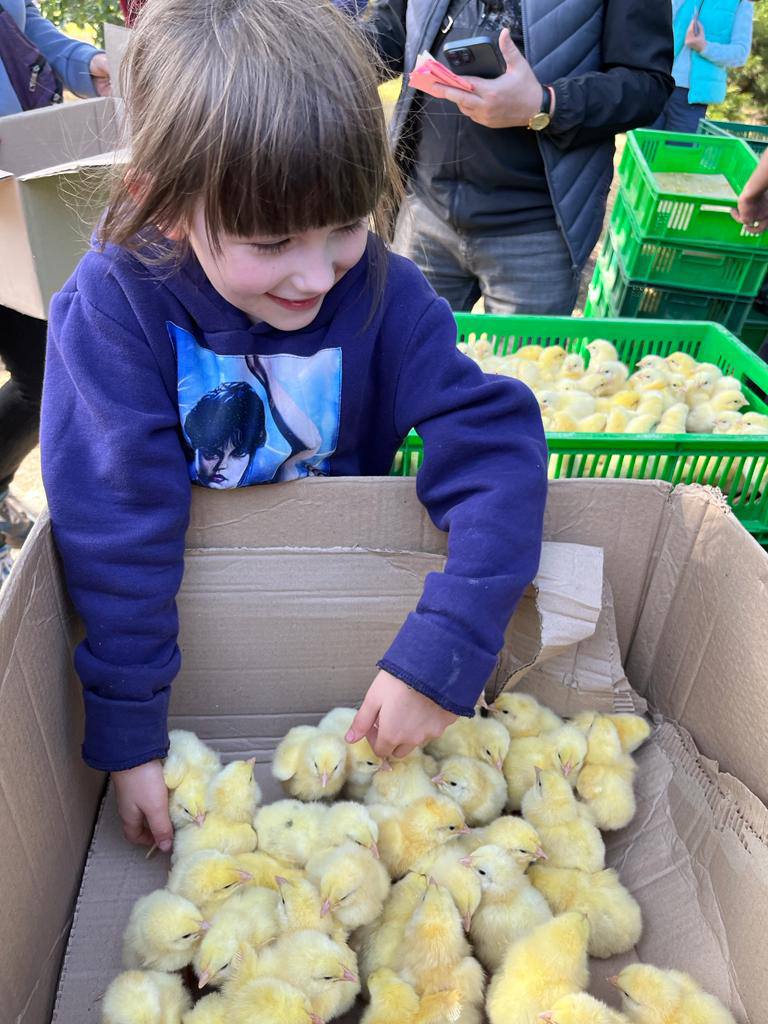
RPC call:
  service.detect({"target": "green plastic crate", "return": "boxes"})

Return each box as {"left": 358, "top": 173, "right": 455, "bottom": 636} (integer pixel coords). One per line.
{"left": 585, "top": 227, "right": 752, "bottom": 334}
{"left": 609, "top": 187, "right": 768, "bottom": 297}
{"left": 391, "top": 314, "right": 768, "bottom": 541}
{"left": 618, "top": 130, "right": 767, "bottom": 251}
{"left": 698, "top": 119, "right": 768, "bottom": 155}
{"left": 740, "top": 306, "right": 768, "bottom": 354}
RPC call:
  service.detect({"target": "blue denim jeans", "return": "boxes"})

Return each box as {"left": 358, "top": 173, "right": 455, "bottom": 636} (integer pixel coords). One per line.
{"left": 650, "top": 86, "right": 708, "bottom": 134}
{"left": 393, "top": 192, "right": 582, "bottom": 315}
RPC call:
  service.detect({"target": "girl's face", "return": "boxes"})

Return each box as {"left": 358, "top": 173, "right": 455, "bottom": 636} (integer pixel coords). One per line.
{"left": 187, "top": 206, "right": 369, "bottom": 330}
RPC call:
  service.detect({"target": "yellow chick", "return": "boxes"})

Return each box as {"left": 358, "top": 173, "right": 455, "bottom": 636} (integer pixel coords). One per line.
{"left": 603, "top": 389, "right": 641, "bottom": 411}
{"left": 164, "top": 730, "right": 221, "bottom": 787}
{"left": 503, "top": 725, "right": 588, "bottom": 810}
{"left": 559, "top": 352, "right": 586, "bottom": 379}
{"left": 274, "top": 873, "right": 344, "bottom": 941}
{"left": 742, "top": 411, "right": 768, "bottom": 431}
{"left": 234, "top": 850, "right": 304, "bottom": 889}
{"left": 370, "top": 795, "right": 470, "bottom": 878}
{"left": 517, "top": 344, "right": 544, "bottom": 361}
{"left": 167, "top": 850, "right": 253, "bottom": 919}
{"left": 655, "top": 403, "right": 689, "bottom": 434}
{"left": 413, "top": 844, "right": 483, "bottom": 933}
{"left": 306, "top": 840, "right": 391, "bottom": 931}
{"left": 624, "top": 412, "right": 659, "bottom": 434}
{"left": 538, "top": 390, "right": 597, "bottom": 422}
{"left": 193, "top": 886, "right": 279, "bottom": 988}
{"left": 586, "top": 339, "right": 619, "bottom": 365}
{"left": 431, "top": 755, "right": 507, "bottom": 826}
{"left": 168, "top": 771, "right": 211, "bottom": 830}
{"left": 322, "top": 800, "right": 381, "bottom": 857}
{"left": 686, "top": 390, "right": 749, "bottom": 433}
{"left": 528, "top": 864, "right": 641, "bottom": 958}
{"left": 171, "top": 815, "right": 257, "bottom": 863}
{"left": 102, "top": 970, "right": 191, "bottom": 1024}
{"left": 611, "top": 964, "right": 737, "bottom": 1024}
{"left": 227, "top": 930, "right": 360, "bottom": 1021}
{"left": 399, "top": 881, "right": 486, "bottom": 1022}
{"left": 605, "top": 408, "right": 630, "bottom": 434}
{"left": 252, "top": 799, "right": 325, "bottom": 866}
{"left": 122, "top": 889, "right": 208, "bottom": 971}
{"left": 363, "top": 968, "right": 462, "bottom": 1024}
{"left": 226, "top": 978, "right": 322, "bottom": 1024}
{"left": 539, "top": 346, "right": 568, "bottom": 378}
{"left": 486, "top": 912, "right": 590, "bottom": 1024}
{"left": 576, "top": 718, "right": 637, "bottom": 830}
{"left": 541, "top": 992, "right": 630, "bottom": 1024}
{"left": 713, "top": 411, "right": 744, "bottom": 433}
{"left": 427, "top": 714, "right": 510, "bottom": 771}
{"left": 181, "top": 993, "right": 227, "bottom": 1024}
{"left": 550, "top": 411, "right": 579, "bottom": 432}
{"left": 462, "top": 843, "right": 552, "bottom": 971}
{"left": 356, "top": 872, "right": 429, "bottom": 985}
{"left": 364, "top": 749, "right": 438, "bottom": 807}
{"left": 272, "top": 725, "right": 348, "bottom": 800}
{"left": 488, "top": 692, "right": 564, "bottom": 739}
{"left": 467, "top": 815, "right": 548, "bottom": 870}
{"left": 571, "top": 712, "right": 650, "bottom": 755}
{"left": 206, "top": 758, "right": 262, "bottom": 823}
{"left": 636, "top": 354, "right": 667, "bottom": 372}
{"left": 318, "top": 707, "right": 386, "bottom": 799}
{"left": 522, "top": 769, "right": 605, "bottom": 872}
{"left": 664, "top": 351, "right": 698, "bottom": 377}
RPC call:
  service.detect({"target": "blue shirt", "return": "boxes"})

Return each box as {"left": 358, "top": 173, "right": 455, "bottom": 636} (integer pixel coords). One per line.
{"left": 1, "top": 0, "right": 101, "bottom": 117}
{"left": 41, "top": 237, "right": 548, "bottom": 772}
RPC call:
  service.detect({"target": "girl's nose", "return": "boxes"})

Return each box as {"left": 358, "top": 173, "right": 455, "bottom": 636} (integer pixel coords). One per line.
{"left": 291, "top": 249, "right": 336, "bottom": 295}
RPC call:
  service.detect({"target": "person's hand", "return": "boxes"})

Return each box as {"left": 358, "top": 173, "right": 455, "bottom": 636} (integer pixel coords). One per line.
{"left": 346, "top": 669, "right": 457, "bottom": 759}
{"left": 112, "top": 759, "right": 174, "bottom": 851}
{"left": 89, "top": 53, "right": 111, "bottom": 97}
{"left": 685, "top": 18, "right": 706, "bottom": 53}
{"left": 412, "top": 28, "right": 543, "bottom": 129}
{"left": 732, "top": 184, "right": 768, "bottom": 234}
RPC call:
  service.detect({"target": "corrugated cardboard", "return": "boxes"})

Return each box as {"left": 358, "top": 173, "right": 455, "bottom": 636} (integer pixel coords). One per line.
{"left": 1, "top": 478, "right": 766, "bottom": 1024}
{"left": 103, "top": 23, "right": 130, "bottom": 99}
{"left": 0, "top": 98, "right": 119, "bottom": 317}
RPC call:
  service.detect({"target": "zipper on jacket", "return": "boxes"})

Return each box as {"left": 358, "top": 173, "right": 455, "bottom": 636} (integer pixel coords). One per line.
{"left": 29, "top": 62, "right": 42, "bottom": 92}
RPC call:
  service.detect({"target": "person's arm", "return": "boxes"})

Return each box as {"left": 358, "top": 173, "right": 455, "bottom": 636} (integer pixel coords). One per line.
{"left": 41, "top": 256, "right": 192, "bottom": 778}
{"left": 22, "top": 0, "right": 104, "bottom": 97}
{"left": 376, "top": 298, "right": 548, "bottom": 717}
{"left": 544, "top": 0, "right": 675, "bottom": 149}
{"left": 733, "top": 148, "right": 768, "bottom": 233}
{"left": 358, "top": 0, "right": 408, "bottom": 80}
{"left": 690, "top": 1, "right": 753, "bottom": 69}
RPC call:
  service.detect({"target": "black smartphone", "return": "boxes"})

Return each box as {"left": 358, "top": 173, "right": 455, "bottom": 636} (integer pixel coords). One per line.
{"left": 443, "top": 35, "right": 506, "bottom": 79}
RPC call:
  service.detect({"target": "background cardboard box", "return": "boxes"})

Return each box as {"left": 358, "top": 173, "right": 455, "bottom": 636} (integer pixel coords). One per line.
{"left": 1, "top": 478, "right": 767, "bottom": 1022}
{"left": 0, "top": 98, "right": 119, "bottom": 318}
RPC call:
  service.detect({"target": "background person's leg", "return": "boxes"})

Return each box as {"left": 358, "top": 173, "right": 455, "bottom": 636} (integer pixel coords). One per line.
{"left": 393, "top": 194, "right": 481, "bottom": 313}
{"left": 662, "top": 87, "right": 707, "bottom": 134}
{"left": 471, "top": 229, "right": 581, "bottom": 316}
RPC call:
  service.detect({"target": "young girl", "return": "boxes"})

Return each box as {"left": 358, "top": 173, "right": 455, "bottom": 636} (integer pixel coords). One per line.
{"left": 41, "top": 0, "right": 547, "bottom": 854}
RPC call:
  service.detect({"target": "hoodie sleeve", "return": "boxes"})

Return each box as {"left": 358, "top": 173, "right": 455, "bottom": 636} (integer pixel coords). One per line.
{"left": 41, "top": 260, "right": 191, "bottom": 772}
{"left": 378, "top": 297, "right": 548, "bottom": 716}
{"left": 22, "top": 1, "right": 102, "bottom": 98}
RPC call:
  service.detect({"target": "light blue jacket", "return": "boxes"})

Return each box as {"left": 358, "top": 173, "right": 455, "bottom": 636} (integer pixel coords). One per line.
{"left": 672, "top": 0, "right": 753, "bottom": 104}
{"left": 1, "top": 0, "right": 101, "bottom": 117}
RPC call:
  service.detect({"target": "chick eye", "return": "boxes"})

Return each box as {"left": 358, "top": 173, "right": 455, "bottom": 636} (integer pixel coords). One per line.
{"left": 448, "top": 825, "right": 456, "bottom": 831}
{"left": 477, "top": 869, "right": 487, "bottom": 876}
{"left": 180, "top": 933, "right": 195, "bottom": 940}
{"left": 502, "top": 710, "right": 508, "bottom": 715}
{"left": 222, "top": 883, "right": 237, "bottom": 890}
{"left": 285, "top": 820, "right": 294, "bottom": 828}
{"left": 485, "top": 750, "right": 492, "bottom": 757}
{"left": 183, "top": 807, "right": 192, "bottom": 815}
{"left": 322, "top": 976, "right": 334, "bottom": 982}
{"left": 366, "top": 761, "right": 376, "bottom": 766}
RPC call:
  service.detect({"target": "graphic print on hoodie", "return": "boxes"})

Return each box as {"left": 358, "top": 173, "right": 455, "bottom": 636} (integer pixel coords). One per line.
{"left": 170, "top": 321, "right": 342, "bottom": 486}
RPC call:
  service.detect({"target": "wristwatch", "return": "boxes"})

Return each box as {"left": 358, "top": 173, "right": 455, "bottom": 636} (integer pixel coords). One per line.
{"left": 528, "top": 86, "right": 552, "bottom": 131}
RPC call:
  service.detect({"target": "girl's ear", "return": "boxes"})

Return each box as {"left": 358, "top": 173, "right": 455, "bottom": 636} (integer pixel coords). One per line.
{"left": 123, "top": 168, "right": 186, "bottom": 241}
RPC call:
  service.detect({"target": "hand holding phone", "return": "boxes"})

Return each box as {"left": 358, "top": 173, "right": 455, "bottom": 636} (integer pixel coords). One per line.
{"left": 443, "top": 35, "right": 506, "bottom": 79}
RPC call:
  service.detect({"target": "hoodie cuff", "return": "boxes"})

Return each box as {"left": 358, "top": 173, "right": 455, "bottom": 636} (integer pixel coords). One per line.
{"left": 81, "top": 688, "right": 171, "bottom": 772}
{"left": 66, "top": 43, "right": 102, "bottom": 98}
{"left": 378, "top": 611, "right": 497, "bottom": 717}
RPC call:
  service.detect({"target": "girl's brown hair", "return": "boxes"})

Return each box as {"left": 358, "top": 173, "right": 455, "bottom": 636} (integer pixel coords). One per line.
{"left": 99, "top": 0, "right": 400, "bottom": 266}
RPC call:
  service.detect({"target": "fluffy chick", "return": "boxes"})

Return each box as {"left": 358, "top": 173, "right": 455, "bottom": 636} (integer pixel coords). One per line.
{"left": 306, "top": 840, "right": 391, "bottom": 931}
{"left": 487, "top": 692, "right": 563, "bottom": 739}
{"left": 167, "top": 850, "right": 253, "bottom": 919}
{"left": 362, "top": 968, "right": 461, "bottom": 1024}
{"left": 181, "top": 993, "right": 227, "bottom": 1024}
{"left": 370, "top": 795, "right": 470, "bottom": 878}
{"left": 122, "top": 889, "right": 208, "bottom": 971}
{"left": 272, "top": 725, "right": 348, "bottom": 800}
{"left": 522, "top": 769, "right": 605, "bottom": 872}
{"left": 164, "top": 731, "right": 221, "bottom": 788}
{"left": 432, "top": 755, "right": 507, "bottom": 826}
{"left": 414, "top": 844, "right": 483, "bottom": 933}
{"left": 365, "top": 750, "right": 438, "bottom": 807}
{"left": 529, "top": 864, "right": 641, "bottom": 958}
{"left": 486, "top": 912, "right": 590, "bottom": 1024}
{"left": 463, "top": 844, "right": 552, "bottom": 972}
{"left": 168, "top": 770, "right": 212, "bottom": 831}
{"left": 252, "top": 799, "right": 324, "bottom": 866}
{"left": 275, "top": 873, "right": 345, "bottom": 941}
{"left": 355, "top": 872, "right": 428, "bottom": 987}
{"left": 206, "top": 759, "right": 262, "bottom": 823}
{"left": 171, "top": 815, "right": 257, "bottom": 863}
{"left": 193, "top": 886, "right": 279, "bottom": 988}
{"left": 226, "top": 978, "right": 321, "bottom": 1024}
{"left": 504, "top": 726, "right": 588, "bottom": 810}
{"left": 571, "top": 712, "right": 650, "bottom": 755}
{"left": 322, "top": 801, "right": 380, "bottom": 858}
{"left": 467, "top": 815, "right": 548, "bottom": 871}
{"left": 427, "top": 714, "right": 510, "bottom": 770}
{"left": 234, "top": 850, "right": 303, "bottom": 889}
{"left": 102, "top": 970, "right": 191, "bottom": 1024}
{"left": 611, "top": 964, "right": 737, "bottom": 1024}
{"left": 542, "top": 992, "right": 630, "bottom": 1024}
{"left": 318, "top": 707, "right": 386, "bottom": 799}
{"left": 576, "top": 718, "right": 637, "bottom": 830}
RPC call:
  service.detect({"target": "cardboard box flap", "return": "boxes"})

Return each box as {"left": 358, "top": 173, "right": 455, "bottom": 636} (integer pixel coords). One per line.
{"left": 18, "top": 150, "right": 121, "bottom": 181}
{"left": 0, "top": 98, "right": 119, "bottom": 177}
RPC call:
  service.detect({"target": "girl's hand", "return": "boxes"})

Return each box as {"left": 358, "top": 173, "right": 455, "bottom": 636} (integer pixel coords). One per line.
{"left": 346, "top": 670, "right": 457, "bottom": 759}
{"left": 112, "top": 759, "right": 174, "bottom": 851}
{"left": 685, "top": 18, "right": 706, "bottom": 52}
{"left": 733, "top": 183, "right": 768, "bottom": 234}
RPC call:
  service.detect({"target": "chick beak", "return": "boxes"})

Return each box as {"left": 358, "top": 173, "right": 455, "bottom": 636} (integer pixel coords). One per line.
{"left": 193, "top": 813, "right": 206, "bottom": 827}
{"left": 321, "top": 770, "right": 329, "bottom": 789}
{"left": 607, "top": 976, "right": 621, "bottom": 990}
{"left": 458, "top": 825, "right": 472, "bottom": 835}
{"left": 538, "top": 1014, "right": 555, "bottom": 1022}
{"left": 197, "top": 970, "right": 211, "bottom": 989}
{"left": 431, "top": 773, "right": 446, "bottom": 786}
{"left": 275, "top": 875, "right": 288, "bottom": 888}
{"left": 310, "top": 1015, "right": 325, "bottom": 1024}
{"left": 462, "top": 911, "right": 472, "bottom": 933}
{"left": 237, "top": 870, "right": 253, "bottom": 881}
{"left": 428, "top": 875, "right": 439, "bottom": 888}
{"left": 320, "top": 898, "right": 332, "bottom": 918}
{"left": 377, "top": 760, "right": 393, "bottom": 773}
{"left": 494, "top": 757, "right": 504, "bottom": 771}
{"left": 562, "top": 761, "right": 573, "bottom": 778}
{"left": 341, "top": 967, "right": 357, "bottom": 984}
{"left": 535, "top": 847, "right": 548, "bottom": 861}
{"left": 534, "top": 766, "right": 543, "bottom": 784}
{"left": 368, "top": 841, "right": 380, "bottom": 860}
{"left": 198, "top": 921, "right": 211, "bottom": 934}
{"left": 458, "top": 855, "right": 473, "bottom": 868}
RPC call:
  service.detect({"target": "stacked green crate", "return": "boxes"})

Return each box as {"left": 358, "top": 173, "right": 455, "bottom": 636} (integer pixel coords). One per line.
{"left": 585, "top": 130, "right": 768, "bottom": 334}
{"left": 698, "top": 118, "right": 768, "bottom": 155}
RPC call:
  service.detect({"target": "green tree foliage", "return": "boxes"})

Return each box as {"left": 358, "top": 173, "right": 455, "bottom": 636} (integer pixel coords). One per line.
{"left": 39, "top": 0, "right": 124, "bottom": 48}
{"left": 710, "top": 1, "right": 768, "bottom": 123}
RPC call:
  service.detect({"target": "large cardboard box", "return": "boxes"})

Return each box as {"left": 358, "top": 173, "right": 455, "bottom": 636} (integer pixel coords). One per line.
{"left": 1, "top": 478, "right": 767, "bottom": 1023}
{"left": 0, "top": 98, "right": 119, "bottom": 318}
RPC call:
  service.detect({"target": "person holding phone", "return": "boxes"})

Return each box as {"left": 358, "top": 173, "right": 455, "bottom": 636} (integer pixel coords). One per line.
{"left": 354, "top": 0, "right": 673, "bottom": 316}
{"left": 651, "top": 0, "right": 756, "bottom": 134}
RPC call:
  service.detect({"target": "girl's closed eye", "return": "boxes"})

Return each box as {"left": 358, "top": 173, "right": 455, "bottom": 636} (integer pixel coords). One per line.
{"left": 248, "top": 220, "right": 365, "bottom": 255}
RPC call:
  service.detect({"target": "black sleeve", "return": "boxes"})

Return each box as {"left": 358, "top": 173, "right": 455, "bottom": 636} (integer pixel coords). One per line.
{"left": 359, "top": 0, "right": 408, "bottom": 79}
{"left": 543, "top": 0, "right": 675, "bottom": 150}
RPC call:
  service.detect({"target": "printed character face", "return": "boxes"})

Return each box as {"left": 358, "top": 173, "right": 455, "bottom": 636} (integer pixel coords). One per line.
{"left": 187, "top": 207, "right": 369, "bottom": 330}
{"left": 195, "top": 439, "right": 251, "bottom": 488}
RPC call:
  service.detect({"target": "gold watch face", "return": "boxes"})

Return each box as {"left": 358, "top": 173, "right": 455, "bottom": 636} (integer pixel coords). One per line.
{"left": 529, "top": 111, "right": 551, "bottom": 131}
